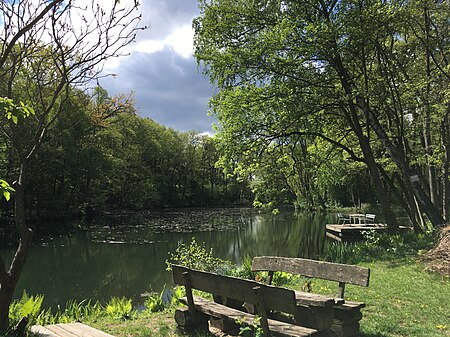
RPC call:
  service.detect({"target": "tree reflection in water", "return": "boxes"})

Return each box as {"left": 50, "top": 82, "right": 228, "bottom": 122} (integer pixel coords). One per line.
{"left": 0, "top": 208, "right": 332, "bottom": 310}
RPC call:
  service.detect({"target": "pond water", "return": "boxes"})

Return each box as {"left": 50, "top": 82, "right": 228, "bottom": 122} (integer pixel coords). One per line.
{"left": 0, "top": 208, "right": 336, "bottom": 310}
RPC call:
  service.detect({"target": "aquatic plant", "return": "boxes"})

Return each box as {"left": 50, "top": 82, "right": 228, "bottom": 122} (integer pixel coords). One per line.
{"left": 105, "top": 297, "right": 135, "bottom": 320}
{"left": 144, "top": 291, "right": 165, "bottom": 313}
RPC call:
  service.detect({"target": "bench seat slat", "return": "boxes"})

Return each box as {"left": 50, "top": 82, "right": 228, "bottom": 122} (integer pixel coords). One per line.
{"left": 180, "top": 296, "right": 320, "bottom": 337}
{"left": 294, "top": 291, "right": 343, "bottom": 307}
{"left": 333, "top": 301, "right": 365, "bottom": 309}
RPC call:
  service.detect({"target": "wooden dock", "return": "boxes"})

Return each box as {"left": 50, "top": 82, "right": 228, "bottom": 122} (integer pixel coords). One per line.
{"left": 326, "top": 223, "right": 411, "bottom": 242}
{"left": 31, "top": 323, "right": 114, "bottom": 337}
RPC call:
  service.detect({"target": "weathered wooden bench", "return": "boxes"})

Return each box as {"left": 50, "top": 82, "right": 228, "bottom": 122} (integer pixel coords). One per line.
{"left": 171, "top": 264, "right": 329, "bottom": 337}
{"left": 252, "top": 256, "right": 370, "bottom": 337}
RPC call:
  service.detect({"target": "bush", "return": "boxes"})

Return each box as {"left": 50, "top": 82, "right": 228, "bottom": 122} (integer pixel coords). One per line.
{"left": 230, "top": 256, "right": 255, "bottom": 280}
{"left": 166, "top": 238, "right": 234, "bottom": 274}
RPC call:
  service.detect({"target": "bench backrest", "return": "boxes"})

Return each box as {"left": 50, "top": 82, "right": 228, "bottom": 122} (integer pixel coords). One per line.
{"left": 172, "top": 264, "right": 298, "bottom": 314}
{"left": 252, "top": 256, "right": 370, "bottom": 287}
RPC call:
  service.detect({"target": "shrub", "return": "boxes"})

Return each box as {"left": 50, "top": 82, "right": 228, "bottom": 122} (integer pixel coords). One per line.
{"left": 231, "top": 256, "right": 256, "bottom": 280}
{"left": 166, "top": 238, "right": 234, "bottom": 274}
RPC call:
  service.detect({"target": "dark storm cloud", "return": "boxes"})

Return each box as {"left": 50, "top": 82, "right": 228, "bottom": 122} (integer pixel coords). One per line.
{"left": 98, "top": 0, "right": 218, "bottom": 133}
{"left": 100, "top": 47, "right": 216, "bottom": 133}
{"left": 139, "top": 1, "right": 200, "bottom": 41}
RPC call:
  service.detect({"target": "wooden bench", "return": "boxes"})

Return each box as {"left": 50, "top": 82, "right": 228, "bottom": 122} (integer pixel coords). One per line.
{"left": 252, "top": 256, "right": 370, "bottom": 337}
{"left": 171, "top": 264, "right": 327, "bottom": 337}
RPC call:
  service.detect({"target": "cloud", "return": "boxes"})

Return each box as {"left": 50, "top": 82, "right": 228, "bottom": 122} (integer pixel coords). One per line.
{"left": 100, "top": 0, "right": 216, "bottom": 133}
{"left": 132, "top": 24, "right": 194, "bottom": 59}
{"left": 100, "top": 48, "right": 216, "bottom": 133}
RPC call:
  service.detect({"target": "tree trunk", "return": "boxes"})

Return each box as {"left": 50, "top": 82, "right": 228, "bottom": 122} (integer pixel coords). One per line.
{"left": 423, "top": 6, "right": 440, "bottom": 211}
{"left": 442, "top": 109, "right": 450, "bottom": 221}
{"left": 330, "top": 53, "right": 400, "bottom": 230}
{"left": 0, "top": 279, "right": 14, "bottom": 334}
{"left": 359, "top": 137, "right": 400, "bottom": 231}
{"left": 357, "top": 96, "right": 444, "bottom": 228}
{"left": 0, "top": 163, "right": 33, "bottom": 333}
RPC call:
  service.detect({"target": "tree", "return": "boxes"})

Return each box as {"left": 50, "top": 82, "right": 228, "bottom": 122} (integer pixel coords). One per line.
{"left": 0, "top": 0, "right": 143, "bottom": 331}
{"left": 193, "top": 0, "right": 447, "bottom": 230}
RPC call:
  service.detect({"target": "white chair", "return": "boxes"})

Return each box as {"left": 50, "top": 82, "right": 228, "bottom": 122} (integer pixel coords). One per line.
{"left": 365, "top": 214, "right": 376, "bottom": 224}
{"left": 337, "top": 213, "right": 350, "bottom": 225}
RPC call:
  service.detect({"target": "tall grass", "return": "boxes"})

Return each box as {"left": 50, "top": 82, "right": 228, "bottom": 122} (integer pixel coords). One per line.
{"left": 323, "top": 229, "right": 438, "bottom": 264}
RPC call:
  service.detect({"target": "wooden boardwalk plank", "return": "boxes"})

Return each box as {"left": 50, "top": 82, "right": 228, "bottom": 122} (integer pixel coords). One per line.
{"left": 30, "top": 325, "right": 57, "bottom": 337}
{"left": 30, "top": 323, "right": 114, "bottom": 337}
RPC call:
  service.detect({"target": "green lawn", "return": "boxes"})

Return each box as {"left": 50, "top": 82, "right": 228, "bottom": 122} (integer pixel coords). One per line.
{"left": 86, "top": 257, "right": 449, "bottom": 337}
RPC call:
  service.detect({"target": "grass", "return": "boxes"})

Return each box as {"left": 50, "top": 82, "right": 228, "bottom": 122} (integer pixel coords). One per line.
{"left": 85, "top": 310, "right": 213, "bottom": 337}
{"left": 360, "top": 261, "right": 449, "bottom": 337}
{"left": 311, "top": 258, "right": 449, "bottom": 337}
{"left": 82, "top": 256, "right": 449, "bottom": 337}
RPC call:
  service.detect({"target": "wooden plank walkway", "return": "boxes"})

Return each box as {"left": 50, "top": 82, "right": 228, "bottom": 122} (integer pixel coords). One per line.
{"left": 326, "top": 223, "right": 412, "bottom": 242}
{"left": 31, "top": 323, "right": 114, "bottom": 337}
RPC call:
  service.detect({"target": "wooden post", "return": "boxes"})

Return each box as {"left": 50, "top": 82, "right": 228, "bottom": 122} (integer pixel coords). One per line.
{"left": 182, "top": 272, "right": 195, "bottom": 314}
{"left": 267, "top": 271, "right": 274, "bottom": 285}
{"left": 338, "top": 282, "right": 346, "bottom": 299}
{"left": 253, "top": 286, "right": 270, "bottom": 337}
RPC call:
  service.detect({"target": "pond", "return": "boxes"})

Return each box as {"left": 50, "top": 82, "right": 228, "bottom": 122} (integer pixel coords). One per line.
{"left": 0, "top": 208, "right": 336, "bottom": 310}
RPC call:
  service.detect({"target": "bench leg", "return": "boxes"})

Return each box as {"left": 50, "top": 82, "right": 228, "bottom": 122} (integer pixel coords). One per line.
{"left": 330, "top": 307, "right": 362, "bottom": 337}
{"left": 329, "top": 321, "right": 360, "bottom": 337}
{"left": 295, "top": 306, "right": 334, "bottom": 332}
{"left": 174, "top": 307, "right": 209, "bottom": 329}
{"left": 209, "top": 316, "right": 241, "bottom": 335}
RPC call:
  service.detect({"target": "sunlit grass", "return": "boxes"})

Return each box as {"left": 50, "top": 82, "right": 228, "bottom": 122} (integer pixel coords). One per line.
{"left": 81, "top": 258, "right": 450, "bottom": 337}
{"left": 310, "top": 258, "right": 450, "bottom": 337}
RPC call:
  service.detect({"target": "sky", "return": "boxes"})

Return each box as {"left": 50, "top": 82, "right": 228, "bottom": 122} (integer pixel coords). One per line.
{"left": 99, "top": 0, "right": 217, "bottom": 134}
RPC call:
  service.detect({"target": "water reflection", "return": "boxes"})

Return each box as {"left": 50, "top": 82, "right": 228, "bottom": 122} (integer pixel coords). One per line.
{"left": 0, "top": 209, "right": 332, "bottom": 309}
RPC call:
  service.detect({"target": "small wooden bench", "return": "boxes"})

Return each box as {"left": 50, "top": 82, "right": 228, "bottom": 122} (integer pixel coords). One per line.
{"left": 171, "top": 264, "right": 326, "bottom": 337}
{"left": 252, "top": 256, "right": 370, "bottom": 337}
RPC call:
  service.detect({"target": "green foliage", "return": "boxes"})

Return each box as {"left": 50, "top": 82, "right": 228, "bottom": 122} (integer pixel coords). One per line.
{"left": 170, "top": 286, "right": 185, "bottom": 308}
{"left": 324, "top": 231, "right": 438, "bottom": 264}
{"left": 0, "top": 98, "right": 34, "bottom": 202}
{"left": 0, "top": 97, "right": 35, "bottom": 124}
{"left": 105, "top": 297, "right": 135, "bottom": 320}
{"left": 237, "top": 315, "right": 264, "bottom": 337}
{"left": 143, "top": 286, "right": 185, "bottom": 313}
{"left": 35, "top": 300, "right": 104, "bottom": 326}
{"left": 230, "top": 256, "right": 256, "bottom": 280}
{"left": 8, "top": 88, "right": 251, "bottom": 219}
{"left": 60, "top": 300, "right": 103, "bottom": 323}
{"left": 9, "top": 291, "right": 43, "bottom": 328}
{"left": 166, "top": 238, "right": 234, "bottom": 274}
{"left": 271, "top": 271, "right": 300, "bottom": 287}
{"left": 0, "top": 179, "right": 14, "bottom": 201}
{"left": 144, "top": 293, "right": 165, "bottom": 313}
{"left": 193, "top": 0, "right": 450, "bottom": 226}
